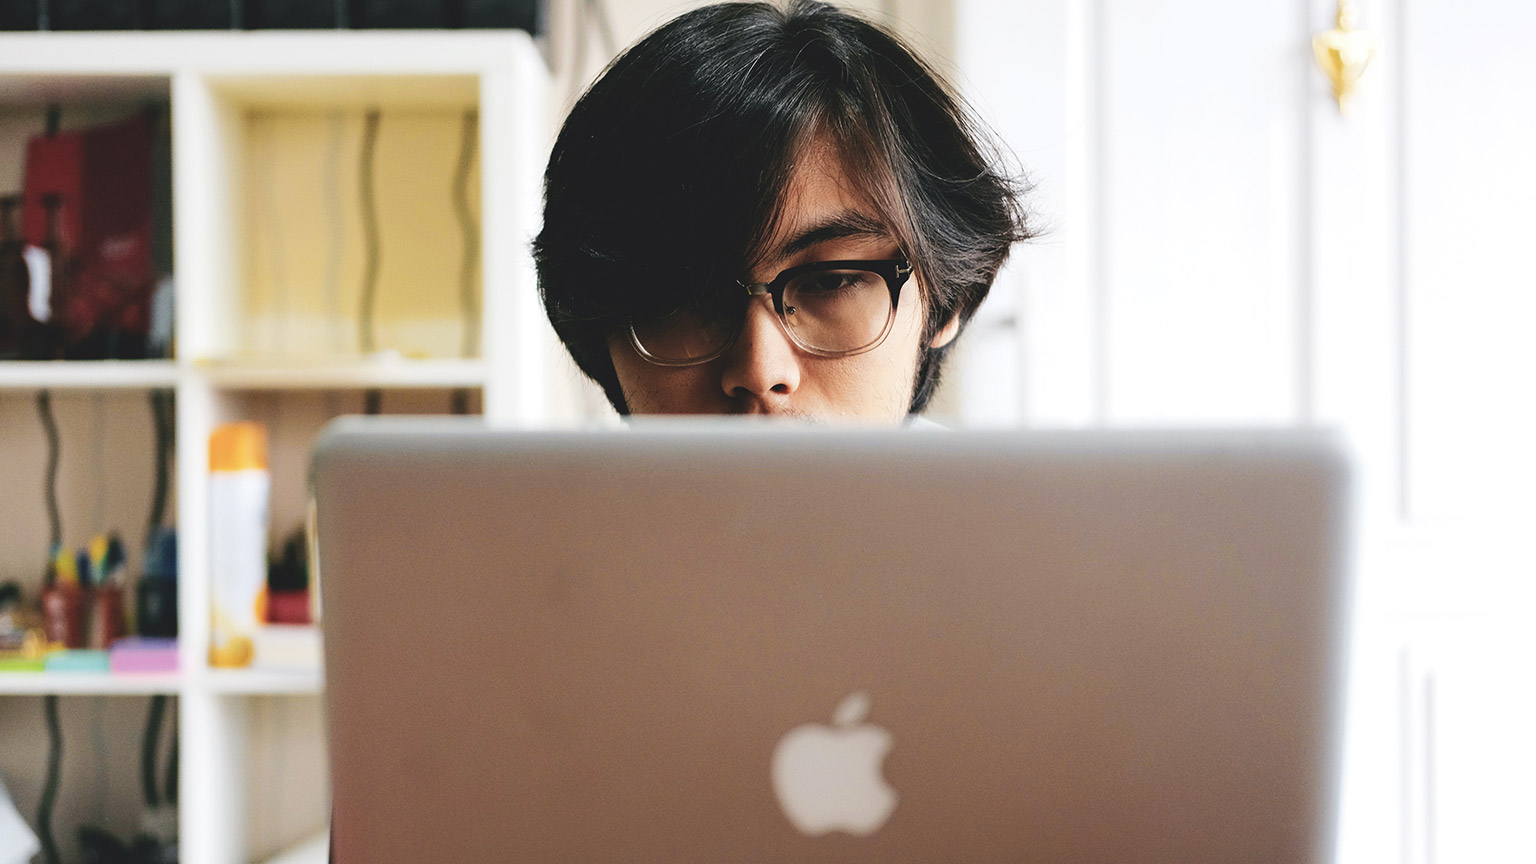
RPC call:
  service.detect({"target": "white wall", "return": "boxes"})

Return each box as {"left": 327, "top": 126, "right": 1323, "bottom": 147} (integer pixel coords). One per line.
{"left": 1398, "top": 3, "right": 1536, "bottom": 861}
{"left": 952, "top": 1, "right": 1536, "bottom": 862}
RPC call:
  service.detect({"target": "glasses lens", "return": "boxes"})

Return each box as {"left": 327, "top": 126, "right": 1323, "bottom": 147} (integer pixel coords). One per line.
{"left": 630, "top": 299, "right": 738, "bottom": 363}
{"left": 781, "top": 269, "right": 894, "bottom": 354}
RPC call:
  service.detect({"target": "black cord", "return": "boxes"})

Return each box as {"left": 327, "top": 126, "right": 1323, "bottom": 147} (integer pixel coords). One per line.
{"left": 37, "top": 390, "right": 61, "bottom": 551}
{"left": 38, "top": 695, "right": 62, "bottom": 864}
{"left": 358, "top": 109, "right": 382, "bottom": 355}
{"left": 452, "top": 110, "right": 480, "bottom": 359}
{"left": 143, "top": 694, "right": 167, "bottom": 808}
{"left": 146, "top": 389, "right": 174, "bottom": 542}
{"left": 36, "top": 396, "right": 65, "bottom": 864}
{"left": 165, "top": 709, "right": 178, "bottom": 805}
{"left": 364, "top": 389, "right": 382, "bottom": 415}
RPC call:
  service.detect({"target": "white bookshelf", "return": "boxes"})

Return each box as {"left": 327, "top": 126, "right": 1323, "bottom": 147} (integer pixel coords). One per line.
{"left": 0, "top": 29, "right": 553, "bottom": 864}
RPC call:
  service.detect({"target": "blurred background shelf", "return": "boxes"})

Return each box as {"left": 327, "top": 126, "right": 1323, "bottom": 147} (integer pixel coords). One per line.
{"left": 195, "top": 356, "right": 485, "bottom": 390}
{"left": 0, "top": 360, "right": 179, "bottom": 389}
{"left": 202, "top": 668, "right": 323, "bottom": 696}
{"left": 0, "top": 672, "right": 181, "bottom": 695}
{"left": 1, "top": 25, "right": 554, "bottom": 864}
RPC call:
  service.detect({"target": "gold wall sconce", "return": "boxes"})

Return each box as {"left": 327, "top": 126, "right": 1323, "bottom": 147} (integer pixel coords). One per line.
{"left": 1313, "top": 0, "right": 1377, "bottom": 114}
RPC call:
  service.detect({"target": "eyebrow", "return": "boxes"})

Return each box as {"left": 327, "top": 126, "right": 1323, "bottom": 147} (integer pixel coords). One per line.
{"left": 772, "top": 210, "right": 893, "bottom": 259}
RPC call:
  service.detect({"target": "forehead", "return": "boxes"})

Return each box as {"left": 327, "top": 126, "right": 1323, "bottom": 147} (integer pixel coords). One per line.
{"left": 757, "top": 135, "right": 897, "bottom": 266}
{"left": 784, "top": 137, "right": 869, "bottom": 211}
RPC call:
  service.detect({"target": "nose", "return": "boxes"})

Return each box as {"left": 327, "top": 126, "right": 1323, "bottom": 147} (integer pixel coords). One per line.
{"left": 719, "top": 294, "right": 800, "bottom": 405}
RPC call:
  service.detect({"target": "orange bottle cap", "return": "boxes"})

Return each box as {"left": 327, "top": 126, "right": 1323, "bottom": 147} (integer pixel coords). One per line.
{"left": 210, "top": 422, "right": 268, "bottom": 472}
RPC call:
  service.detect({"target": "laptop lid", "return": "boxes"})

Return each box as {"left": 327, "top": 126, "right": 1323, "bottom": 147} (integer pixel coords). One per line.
{"left": 313, "top": 420, "right": 1351, "bottom": 863}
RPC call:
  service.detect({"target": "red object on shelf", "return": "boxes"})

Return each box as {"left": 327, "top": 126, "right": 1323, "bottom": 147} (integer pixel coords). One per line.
{"left": 41, "top": 583, "right": 85, "bottom": 648}
{"left": 89, "top": 584, "right": 127, "bottom": 649}
{"left": 21, "top": 113, "right": 156, "bottom": 356}
{"left": 266, "top": 590, "right": 313, "bottom": 625}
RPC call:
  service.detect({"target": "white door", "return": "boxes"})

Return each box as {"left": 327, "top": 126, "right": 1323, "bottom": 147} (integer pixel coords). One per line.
{"left": 951, "top": 1, "right": 1536, "bottom": 862}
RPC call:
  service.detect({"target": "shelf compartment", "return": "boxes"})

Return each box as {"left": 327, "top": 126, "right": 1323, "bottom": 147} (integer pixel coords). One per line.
{"left": 2, "top": 80, "right": 175, "bottom": 364}
{"left": 0, "top": 691, "right": 180, "bottom": 862}
{"left": 180, "top": 388, "right": 467, "bottom": 695}
{"left": 181, "top": 72, "right": 486, "bottom": 366}
{"left": 241, "top": 691, "right": 330, "bottom": 862}
{"left": 0, "top": 390, "right": 175, "bottom": 629}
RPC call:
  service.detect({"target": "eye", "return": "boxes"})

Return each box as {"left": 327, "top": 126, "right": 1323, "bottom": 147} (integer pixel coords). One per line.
{"left": 794, "top": 270, "right": 868, "bottom": 296}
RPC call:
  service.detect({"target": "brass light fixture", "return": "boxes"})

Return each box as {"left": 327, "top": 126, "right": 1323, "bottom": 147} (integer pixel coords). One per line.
{"left": 1313, "top": 0, "right": 1376, "bottom": 114}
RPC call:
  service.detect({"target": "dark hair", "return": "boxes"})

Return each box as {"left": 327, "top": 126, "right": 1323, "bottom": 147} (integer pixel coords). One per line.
{"left": 533, "top": 0, "right": 1031, "bottom": 415}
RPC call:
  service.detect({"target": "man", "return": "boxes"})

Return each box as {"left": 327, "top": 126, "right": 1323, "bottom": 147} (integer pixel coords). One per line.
{"left": 534, "top": 0, "right": 1030, "bottom": 423}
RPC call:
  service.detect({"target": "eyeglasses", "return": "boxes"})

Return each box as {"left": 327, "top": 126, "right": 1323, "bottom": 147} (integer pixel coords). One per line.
{"left": 627, "top": 258, "right": 914, "bottom": 367}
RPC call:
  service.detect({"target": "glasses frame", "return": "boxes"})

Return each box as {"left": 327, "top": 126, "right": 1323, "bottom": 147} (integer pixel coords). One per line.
{"left": 627, "top": 258, "right": 914, "bottom": 367}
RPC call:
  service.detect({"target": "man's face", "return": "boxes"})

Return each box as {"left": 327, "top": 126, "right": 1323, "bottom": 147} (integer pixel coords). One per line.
{"left": 607, "top": 139, "right": 957, "bottom": 423}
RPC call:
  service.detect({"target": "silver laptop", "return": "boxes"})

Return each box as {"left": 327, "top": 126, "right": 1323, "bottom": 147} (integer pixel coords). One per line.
{"left": 312, "top": 419, "right": 1351, "bottom": 863}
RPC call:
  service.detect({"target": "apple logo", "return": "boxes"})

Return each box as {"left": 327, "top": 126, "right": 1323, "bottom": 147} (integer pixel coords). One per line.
{"left": 771, "top": 691, "right": 898, "bottom": 837}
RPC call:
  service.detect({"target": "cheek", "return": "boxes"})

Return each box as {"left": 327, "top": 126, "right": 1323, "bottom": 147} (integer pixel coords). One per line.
{"left": 608, "top": 336, "right": 715, "bottom": 413}
{"left": 880, "top": 277, "right": 929, "bottom": 372}
{"left": 817, "top": 288, "right": 926, "bottom": 417}
{"left": 608, "top": 336, "right": 659, "bottom": 409}
{"left": 894, "top": 282, "right": 926, "bottom": 343}
{"left": 885, "top": 285, "right": 930, "bottom": 394}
